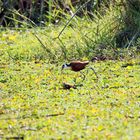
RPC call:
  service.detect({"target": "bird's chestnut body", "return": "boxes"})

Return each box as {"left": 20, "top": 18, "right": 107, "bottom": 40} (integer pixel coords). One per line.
{"left": 62, "top": 61, "right": 89, "bottom": 72}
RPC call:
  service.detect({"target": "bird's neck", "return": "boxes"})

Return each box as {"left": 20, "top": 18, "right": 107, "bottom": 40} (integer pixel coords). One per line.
{"left": 66, "top": 63, "right": 71, "bottom": 67}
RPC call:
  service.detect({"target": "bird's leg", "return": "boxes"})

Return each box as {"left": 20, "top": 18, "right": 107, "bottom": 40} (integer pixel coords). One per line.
{"left": 73, "top": 77, "right": 77, "bottom": 84}
{"left": 80, "top": 71, "right": 86, "bottom": 81}
{"left": 73, "top": 72, "right": 78, "bottom": 84}
{"left": 86, "top": 69, "right": 89, "bottom": 75}
{"left": 89, "top": 67, "right": 98, "bottom": 79}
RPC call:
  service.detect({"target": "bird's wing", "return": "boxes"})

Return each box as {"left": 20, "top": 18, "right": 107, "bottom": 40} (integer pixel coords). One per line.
{"left": 71, "top": 61, "right": 89, "bottom": 64}
{"left": 82, "top": 61, "right": 89, "bottom": 65}
{"left": 70, "top": 61, "right": 89, "bottom": 71}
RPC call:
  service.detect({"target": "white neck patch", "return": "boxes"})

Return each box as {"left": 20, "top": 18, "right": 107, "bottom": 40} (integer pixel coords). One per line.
{"left": 63, "top": 64, "right": 71, "bottom": 69}
{"left": 63, "top": 64, "right": 68, "bottom": 69}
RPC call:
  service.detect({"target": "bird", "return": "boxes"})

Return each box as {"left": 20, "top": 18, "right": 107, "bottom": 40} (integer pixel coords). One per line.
{"left": 62, "top": 61, "right": 89, "bottom": 72}
{"left": 62, "top": 61, "right": 98, "bottom": 81}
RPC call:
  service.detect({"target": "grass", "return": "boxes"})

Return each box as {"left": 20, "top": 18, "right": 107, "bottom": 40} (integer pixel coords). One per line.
{"left": 0, "top": 54, "right": 140, "bottom": 139}
{"left": 0, "top": 3, "right": 140, "bottom": 139}
{"left": 0, "top": 3, "right": 124, "bottom": 62}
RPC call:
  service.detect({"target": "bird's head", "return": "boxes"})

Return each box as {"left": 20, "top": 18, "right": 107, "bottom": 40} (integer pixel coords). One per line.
{"left": 61, "top": 63, "right": 70, "bottom": 70}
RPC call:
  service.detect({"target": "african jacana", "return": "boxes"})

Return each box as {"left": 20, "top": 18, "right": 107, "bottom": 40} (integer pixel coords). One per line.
{"left": 62, "top": 61, "right": 89, "bottom": 72}
{"left": 62, "top": 61, "right": 98, "bottom": 81}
